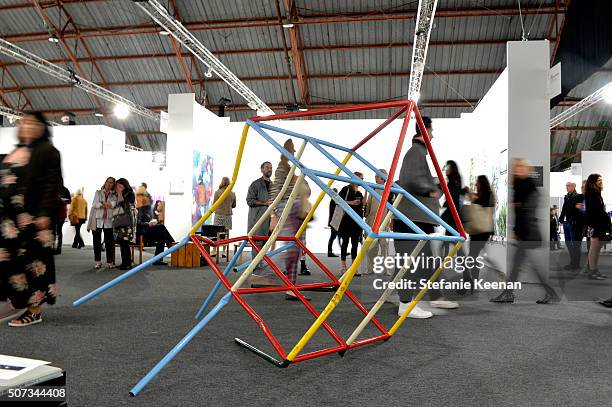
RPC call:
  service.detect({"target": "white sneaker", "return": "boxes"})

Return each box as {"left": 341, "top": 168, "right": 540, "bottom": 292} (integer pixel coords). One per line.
{"left": 430, "top": 299, "right": 460, "bottom": 309}
{"left": 398, "top": 302, "right": 433, "bottom": 318}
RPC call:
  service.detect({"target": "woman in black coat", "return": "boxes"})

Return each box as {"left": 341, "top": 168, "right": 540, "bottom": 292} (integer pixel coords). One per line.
{"left": 114, "top": 178, "right": 136, "bottom": 270}
{"left": 0, "top": 112, "right": 62, "bottom": 327}
{"left": 584, "top": 173, "right": 610, "bottom": 279}
{"left": 338, "top": 172, "right": 365, "bottom": 275}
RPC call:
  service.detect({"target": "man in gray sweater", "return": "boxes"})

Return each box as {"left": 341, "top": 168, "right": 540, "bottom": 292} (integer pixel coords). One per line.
{"left": 392, "top": 116, "right": 459, "bottom": 318}
{"left": 246, "top": 161, "right": 275, "bottom": 283}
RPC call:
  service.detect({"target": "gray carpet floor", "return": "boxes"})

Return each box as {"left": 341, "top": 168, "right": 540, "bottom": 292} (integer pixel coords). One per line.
{"left": 1, "top": 246, "right": 611, "bottom": 407}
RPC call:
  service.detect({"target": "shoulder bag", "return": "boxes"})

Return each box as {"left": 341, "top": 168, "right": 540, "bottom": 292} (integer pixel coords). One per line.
{"left": 330, "top": 188, "right": 349, "bottom": 231}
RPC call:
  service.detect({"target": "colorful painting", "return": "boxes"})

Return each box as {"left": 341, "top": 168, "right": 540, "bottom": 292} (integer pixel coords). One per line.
{"left": 192, "top": 151, "right": 213, "bottom": 225}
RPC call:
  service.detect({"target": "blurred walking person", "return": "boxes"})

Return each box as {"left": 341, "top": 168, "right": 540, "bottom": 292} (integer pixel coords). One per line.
{"left": 0, "top": 112, "right": 62, "bottom": 327}
{"left": 338, "top": 172, "right": 365, "bottom": 276}
{"left": 490, "top": 159, "right": 558, "bottom": 304}
{"left": 364, "top": 170, "right": 393, "bottom": 275}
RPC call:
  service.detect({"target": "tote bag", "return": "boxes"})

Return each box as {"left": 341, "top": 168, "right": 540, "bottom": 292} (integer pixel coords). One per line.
{"left": 330, "top": 188, "right": 350, "bottom": 231}
{"left": 463, "top": 192, "right": 496, "bottom": 235}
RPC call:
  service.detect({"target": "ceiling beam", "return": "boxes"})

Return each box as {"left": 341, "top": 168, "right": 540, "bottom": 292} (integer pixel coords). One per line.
{"left": 35, "top": 99, "right": 479, "bottom": 117}
{"left": 0, "top": 39, "right": 512, "bottom": 68}
{"left": 550, "top": 0, "right": 573, "bottom": 64}
{"left": 0, "top": 69, "right": 503, "bottom": 93}
{"left": 551, "top": 126, "right": 612, "bottom": 132}
{"left": 4, "top": 6, "right": 567, "bottom": 44}
{"left": 30, "top": 0, "right": 110, "bottom": 121}
{"left": 0, "top": 61, "right": 34, "bottom": 110}
{"left": 284, "top": 0, "right": 310, "bottom": 105}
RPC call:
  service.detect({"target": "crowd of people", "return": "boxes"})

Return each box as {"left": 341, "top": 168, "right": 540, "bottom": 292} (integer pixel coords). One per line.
{"left": 0, "top": 111, "right": 610, "bottom": 328}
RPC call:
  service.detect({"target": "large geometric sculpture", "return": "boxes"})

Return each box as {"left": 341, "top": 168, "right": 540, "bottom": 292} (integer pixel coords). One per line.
{"left": 73, "top": 100, "right": 465, "bottom": 396}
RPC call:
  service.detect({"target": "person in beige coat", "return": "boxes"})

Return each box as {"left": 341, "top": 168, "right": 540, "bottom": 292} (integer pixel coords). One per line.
{"left": 69, "top": 188, "right": 88, "bottom": 249}
{"left": 213, "top": 177, "right": 237, "bottom": 232}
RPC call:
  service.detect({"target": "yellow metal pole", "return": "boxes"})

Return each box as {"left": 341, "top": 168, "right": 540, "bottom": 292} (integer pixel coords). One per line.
{"left": 285, "top": 237, "right": 373, "bottom": 361}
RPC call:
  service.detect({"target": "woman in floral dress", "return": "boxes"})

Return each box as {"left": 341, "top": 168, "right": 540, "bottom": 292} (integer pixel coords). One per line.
{"left": 0, "top": 112, "right": 62, "bottom": 327}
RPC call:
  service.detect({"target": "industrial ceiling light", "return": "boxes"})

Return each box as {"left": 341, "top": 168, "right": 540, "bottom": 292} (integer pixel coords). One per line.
{"left": 603, "top": 83, "right": 612, "bottom": 104}
{"left": 159, "top": 30, "right": 171, "bottom": 36}
{"left": 114, "top": 103, "right": 130, "bottom": 120}
{"left": 282, "top": 23, "right": 294, "bottom": 28}
{"left": 204, "top": 66, "right": 213, "bottom": 78}
{"left": 48, "top": 34, "right": 59, "bottom": 43}
{"left": 298, "top": 105, "right": 308, "bottom": 112}
{"left": 94, "top": 110, "right": 104, "bottom": 117}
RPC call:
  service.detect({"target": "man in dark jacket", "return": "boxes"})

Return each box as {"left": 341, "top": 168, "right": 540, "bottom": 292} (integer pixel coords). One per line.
{"left": 559, "top": 182, "right": 581, "bottom": 269}
{"left": 490, "top": 159, "right": 558, "bottom": 304}
{"left": 393, "top": 116, "right": 459, "bottom": 319}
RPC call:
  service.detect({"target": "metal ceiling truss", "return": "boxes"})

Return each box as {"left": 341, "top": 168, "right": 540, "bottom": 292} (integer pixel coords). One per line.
{"left": 132, "top": 0, "right": 273, "bottom": 116}
{"left": 0, "top": 38, "right": 159, "bottom": 122}
{"left": 408, "top": 0, "right": 438, "bottom": 101}
{"left": 550, "top": 82, "right": 612, "bottom": 129}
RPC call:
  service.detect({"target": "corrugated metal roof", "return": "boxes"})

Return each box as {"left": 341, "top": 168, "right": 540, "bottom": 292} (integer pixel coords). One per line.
{"left": 0, "top": 0, "right": 604, "bottom": 155}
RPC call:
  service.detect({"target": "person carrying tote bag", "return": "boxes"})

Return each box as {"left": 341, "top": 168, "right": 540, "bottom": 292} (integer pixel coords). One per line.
{"left": 330, "top": 187, "right": 349, "bottom": 231}
{"left": 458, "top": 175, "right": 496, "bottom": 295}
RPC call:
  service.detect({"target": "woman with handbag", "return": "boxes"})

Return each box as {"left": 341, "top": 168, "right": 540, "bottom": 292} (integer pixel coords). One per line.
{"left": 69, "top": 188, "right": 87, "bottom": 249}
{"left": 459, "top": 175, "right": 495, "bottom": 294}
{"left": 584, "top": 173, "right": 610, "bottom": 280}
{"left": 87, "top": 177, "right": 117, "bottom": 270}
{"left": 113, "top": 178, "right": 136, "bottom": 270}
{"left": 337, "top": 172, "right": 365, "bottom": 276}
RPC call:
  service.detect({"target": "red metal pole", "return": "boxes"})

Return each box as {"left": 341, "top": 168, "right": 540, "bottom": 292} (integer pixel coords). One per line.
{"left": 247, "top": 237, "right": 347, "bottom": 348}
{"left": 371, "top": 100, "right": 415, "bottom": 232}
{"left": 351, "top": 105, "right": 408, "bottom": 151}
{"left": 294, "top": 240, "right": 389, "bottom": 336}
{"left": 346, "top": 334, "right": 390, "bottom": 349}
{"left": 250, "top": 100, "right": 409, "bottom": 122}
{"left": 237, "top": 282, "right": 338, "bottom": 294}
{"left": 292, "top": 345, "right": 348, "bottom": 363}
{"left": 413, "top": 108, "right": 466, "bottom": 238}
{"left": 190, "top": 236, "right": 288, "bottom": 359}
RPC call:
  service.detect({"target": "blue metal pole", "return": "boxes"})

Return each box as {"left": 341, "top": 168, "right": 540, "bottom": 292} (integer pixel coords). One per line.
{"left": 129, "top": 292, "right": 232, "bottom": 396}
{"left": 376, "top": 231, "right": 464, "bottom": 242}
{"left": 194, "top": 240, "right": 247, "bottom": 320}
{"left": 73, "top": 237, "right": 190, "bottom": 307}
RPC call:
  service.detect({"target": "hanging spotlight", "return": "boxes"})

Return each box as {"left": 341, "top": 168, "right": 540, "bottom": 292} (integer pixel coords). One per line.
{"left": 282, "top": 23, "right": 294, "bottom": 28}
{"left": 48, "top": 34, "right": 59, "bottom": 43}
{"left": 204, "top": 66, "right": 213, "bottom": 78}
{"left": 159, "top": 30, "right": 171, "bottom": 36}
{"left": 114, "top": 104, "right": 130, "bottom": 120}
{"left": 298, "top": 105, "right": 308, "bottom": 112}
{"left": 94, "top": 110, "right": 104, "bottom": 117}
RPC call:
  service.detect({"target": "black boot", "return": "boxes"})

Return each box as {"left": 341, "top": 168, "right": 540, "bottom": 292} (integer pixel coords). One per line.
{"left": 536, "top": 293, "right": 559, "bottom": 304}
{"left": 489, "top": 290, "right": 514, "bottom": 303}
{"left": 299, "top": 259, "right": 311, "bottom": 275}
